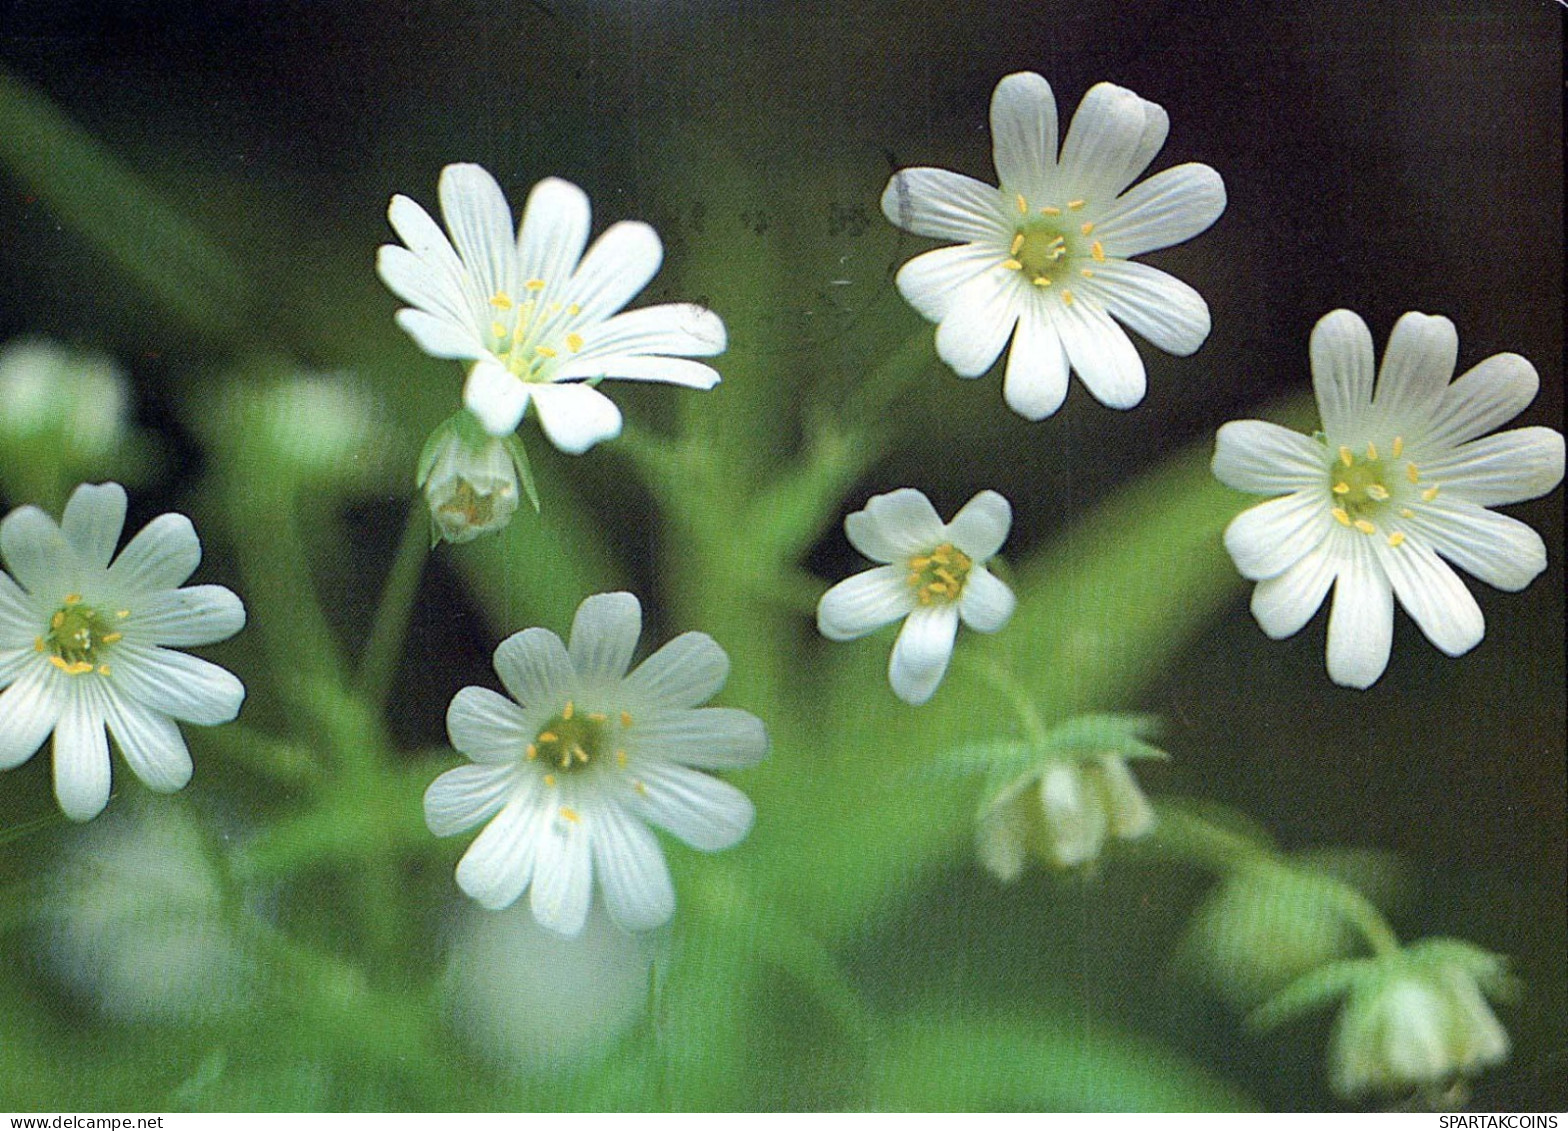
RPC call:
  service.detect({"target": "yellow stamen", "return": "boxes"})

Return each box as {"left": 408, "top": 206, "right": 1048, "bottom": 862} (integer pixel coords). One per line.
{"left": 1061, "top": 289, "right": 1074, "bottom": 306}
{"left": 101, "top": 632, "right": 122, "bottom": 644}
{"left": 535, "top": 345, "right": 558, "bottom": 359}
{"left": 544, "top": 773, "right": 557, "bottom": 786}
{"left": 1080, "top": 221, "right": 1095, "bottom": 236}
{"left": 64, "top": 594, "right": 81, "bottom": 605}
{"left": 1400, "top": 508, "right": 1415, "bottom": 519}
{"left": 490, "top": 292, "right": 513, "bottom": 309}
{"left": 1406, "top": 463, "right": 1420, "bottom": 483}
{"left": 634, "top": 781, "right": 648, "bottom": 796}
{"left": 526, "top": 744, "right": 538, "bottom": 760}
{"left": 1015, "top": 194, "right": 1029, "bottom": 214}
{"left": 1365, "top": 442, "right": 1378, "bottom": 461}
{"left": 573, "top": 746, "right": 588, "bottom": 764}
{"left": 1392, "top": 436, "right": 1404, "bottom": 458}
{"left": 491, "top": 321, "right": 508, "bottom": 339}
{"left": 566, "top": 332, "right": 584, "bottom": 353}
{"left": 538, "top": 731, "right": 558, "bottom": 743}
{"left": 1002, "top": 258, "right": 1024, "bottom": 272}
{"left": 619, "top": 711, "right": 633, "bottom": 728}
{"left": 1332, "top": 508, "right": 1352, "bottom": 527}
{"left": 116, "top": 610, "right": 129, "bottom": 619}
{"left": 1039, "top": 205, "right": 1061, "bottom": 215}
{"left": 560, "top": 807, "right": 579, "bottom": 823}
{"left": 1332, "top": 482, "right": 1350, "bottom": 495}
{"left": 616, "top": 750, "right": 627, "bottom": 767}
{"left": 1009, "top": 233, "right": 1025, "bottom": 256}
{"left": 1091, "top": 240, "right": 1105, "bottom": 262}
{"left": 1339, "top": 446, "right": 1354, "bottom": 467}
{"left": 1067, "top": 199, "right": 1085, "bottom": 210}
{"left": 1079, "top": 268, "right": 1094, "bottom": 279}
{"left": 1387, "top": 532, "right": 1406, "bottom": 548}
{"left": 33, "top": 637, "right": 45, "bottom": 653}
{"left": 562, "top": 701, "right": 575, "bottom": 720}
{"left": 1422, "top": 486, "right": 1440, "bottom": 502}
{"left": 51, "top": 611, "right": 65, "bottom": 630}
{"left": 97, "top": 664, "right": 110, "bottom": 675}
{"left": 567, "top": 303, "right": 581, "bottom": 316}
{"left": 524, "top": 278, "right": 546, "bottom": 291}
{"left": 1353, "top": 519, "right": 1376, "bottom": 535}
{"left": 1032, "top": 276, "right": 1052, "bottom": 286}
{"left": 588, "top": 712, "right": 607, "bottom": 723}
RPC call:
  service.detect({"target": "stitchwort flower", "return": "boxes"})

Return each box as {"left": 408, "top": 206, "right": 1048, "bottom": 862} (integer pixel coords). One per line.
{"left": 378, "top": 164, "right": 726, "bottom": 452}
{"left": 882, "top": 72, "right": 1225, "bottom": 418}
{"left": 417, "top": 410, "right": 536, "bottom": 545}
{"left": 0, "top": 483, "right": 246, "bottom": 820}
{"left": 817, "top": 489, "right": 1015, "bottom": 705}
{"left": 1214, "top": 310, "right": 1565, "bottom": 688}
{"left": 426, "top": 592, "right": 767, "bottom": 937}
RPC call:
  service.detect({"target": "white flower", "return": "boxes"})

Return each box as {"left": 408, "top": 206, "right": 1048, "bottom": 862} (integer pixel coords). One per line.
{"left": 0, "top": 484, "right": 246, "bottom": 820}
{"left": 817, "top": 489, "right": 1016, "bottom": 705}
{"left": 425, "top": 592, "right": 767, "bottom": 937}
{"left": 0, "top": 337, "right": 129, "bottom": 453}
{"left": 881, "top": 72, "right": 1225, "bottom": 419}
{"left": 1329, "top": 952, "right": 1511, "bottom": 1101}
{"left": 1214, "top": 310, "right": 1565, "bottom": 688}
{"left": 977, "top": 753, "right": 1155, "bottom": 877}
{"left": 378, "top": 163, "right": 726, "bottom": 452}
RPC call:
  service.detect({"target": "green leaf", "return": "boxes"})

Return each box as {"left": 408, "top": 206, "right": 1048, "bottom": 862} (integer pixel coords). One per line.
{"left": 0, "top": 66, "right": 251, "bottom": 341}
{"left": 865, "top": 1010, "right": 1256, "bottom": 1111}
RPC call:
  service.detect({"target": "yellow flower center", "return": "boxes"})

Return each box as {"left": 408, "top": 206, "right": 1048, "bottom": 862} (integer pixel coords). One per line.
{"left": 487, "top": 288, "right": 586, "bottom": 382}
{"left": 36, "top": 594, "right": 125, "bottom": 676}
{"left": 1000, "top": 194, "right": 1105, "bottom": 304}
{"left": 907, "top": 543, "right": 973, "bottom": 606}
{"left": 1327, "top": 437, "right": 1439, "bottom": 547}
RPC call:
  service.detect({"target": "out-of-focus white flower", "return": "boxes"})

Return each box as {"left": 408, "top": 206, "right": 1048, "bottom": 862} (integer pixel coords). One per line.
{"left": 0, "top": 483, "right": 246, "bottom": 820}
{"left": 43, "top": 799, "right": 254, "bottom": 1021}
{"left": 378, "top": 164, "right": 726, "bottom": 452}
{"left": 817, "top": 488, "right": 1015, "bottom": 705}
{"left": 978, "top": 752, "right": 1155, "bottom": 876}
{"left": 444, "top": 902, "right": 652, "bottom": 1071}
{"left": 417, "top": 411, "right": 533, "bottom": 545}
{"left": 1214, "top": 310, "right": 1564, "bottom": 688}
{"left": 425, "top": 592, "right": 766, "bottom": 937}
{"left": 0, "top": 338, "right": 129, "bottom": 454}
{"left": 882, "top": 72, "right": 1225, "bottom": 418}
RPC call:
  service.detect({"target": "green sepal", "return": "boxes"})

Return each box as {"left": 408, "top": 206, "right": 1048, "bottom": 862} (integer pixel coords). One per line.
{"left": 1406, "top": 937, "right": 1518, "bottom": 1000}
{"left": 502, "top": 433, "right": 540, "bottom": 512}
{"left": 1248, "top": 956, "right": 1376, "bottom": 1032}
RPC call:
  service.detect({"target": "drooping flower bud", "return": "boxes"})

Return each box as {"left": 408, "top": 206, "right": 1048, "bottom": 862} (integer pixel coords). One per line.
{"left": 417, "top": 410, "right": 536, "bottom": 545}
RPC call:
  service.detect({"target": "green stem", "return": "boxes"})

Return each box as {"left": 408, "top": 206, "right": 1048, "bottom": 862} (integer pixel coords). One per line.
{"left": 1153, "top": 802, "right": 1401, "bottom": 957}
{"left": 954, "top": 652, "right": 1050, "bottom": 746}
{"left": 839, "top": 327, "right": 938, "bottom": 429}
{"left": 354, "top": 496, "right": 430, "bottom": 714}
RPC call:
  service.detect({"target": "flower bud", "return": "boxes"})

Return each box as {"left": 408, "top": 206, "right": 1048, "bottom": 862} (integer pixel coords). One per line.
{"left": 418, "top": 410, "right": 533, "bottom": 544}
{"left": 977, "top": 752, "right": 1155, "bottom": 878}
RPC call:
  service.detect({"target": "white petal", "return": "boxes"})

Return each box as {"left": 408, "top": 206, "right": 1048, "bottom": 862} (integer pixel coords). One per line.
{"left": 1097, "top": 756, "right": 1155, "bottom": 838}
{"left": 387, "top": 193, "right": 466, "bottom": 284}
{"left": 102, "top": 691, "right": 191, "bottom": 793}
{"left": 424, "top": 762, "right": 520, "bottom": 836}
{"left": 1311, "top": 310, "right": 1376, "bottom": 442}
{"left": 945, "top": 490, "right": 1012, "bottom": 561}
{"left": 0, "top": 506, "right": 73, "bottom": 594}
{"left": 107, "top": 513, "right": 201, "bottom": 592}
{"left": 1420, "top": 427, "right": 1565, "bottom": 508}
{"left": 1055, "top": 298, "right": 1146, "bottom": 409}
{"left": 53, "top": 686, "right": 110, "bottom": 822}
{"left": 888, "top": 605, "right": 959, "bottom": 706}
{"left": 395, "top": 308, "right": 486, "bottom": 361}
{"left": 934, "top": 271, "right": 1022, "bottom": 377}
{"left": 1223, "top": 489, "right": 1333, "bottom": 581}
{"left": 1094, "top": 164, "right": 1226, "bottom": 258}
{"left": 622, "top": 631, "right": 729, "bottom": 710}
{"left": 846, "top": 489, "right": 945, "bottom": 560}
{"left": 515, "top": 176, "right": 591, "bottom": 292}
{"left": 895, "top": 243, "right": 1007, "bottom": 323}
{"left": 1373, "top": 536, "right": 1484, "bottom": 658}
{"left": 631, "top": 761, "right": 754, "bottom": 851}
{"left": 574, "top": 304, "right": 727, "bottom": 362}
{"left": 631, "top": 707, "right": 768, "bottom": 770}
{"left": 591, "top": 804, "right": 675, "bottom": 932}
{"left": 1002, "top": 310, "right": 1070, "bottom": 421}
{"left": 1250, "top": 544, "right": 1337, "bottom": 639}
{"left": 438, "top": 163, "right": 519, "bottom": 300}
{"left": 555, "top": 354, "right": 720, "bottom": 390}
{"left": 492, "top": 627, "right": 574, "bottom": 710}
{"left": 1086, "top": 259, "right": 1211, "bottom": 357}
{"left": 958, "top": 568, "right": 1015, "bottom": 634}
{"left": 455, "top": 786, "right": 546, "bottom": 910}
{"left": 569, "top": 592, "right": 643, "bottom": 685}
{"left": 989, "top": 71, "right": 1058, "bottom": 201}
{"left": 463, "top": 359, "right": 531, "bottom": 436}
{"left": 528, "top": 383, "right": 623, "bottom": 454}
{"left": 1039, "top": 763, "right": 1105, "bottom": 867}
{"left": 0, "top": 571, "right": 37, "bottom": 648}
{"left": 1424, "top": 353, "right": 1540, "bottom": 451}
{"left": 880, "top": 167, "right": 1011, "bottom": 243}
{"left": 107, "top": 644, "right": 245, "bottom": 725}
{"left": 976, "top": 793, "right": 1028, "bottom": 883}
{"left": 125, "top": 585, "right": 244, "bottom": 647}
{"left": 447, "top": 685, "right": 532, "bottom": 763}
{"left": 1057, "top": 83, "right": 1160, "bottom": 202}
{"left": 816, "top": 566, "right": 915, "bottom": 641}
{"left": 376, "top": 243, "right": 473, "bottom": 329}
{"left": 1371, "top": 312, "right": 1457, "bottom": 437}
{"left": 529, "top": 804, "right": 594, "bottom": 936}
{"left": 1408, "top": 498, "right": 1547, "bottom": 592}
{"left": 0, "top": 661, "right": 64, "bottom": 770}
{"left": 565, "top": 220, "right": 662, "bottom": 324}
{"left": 0, "top": 646, "right": 30, "bottom": 686}
{"left": 60, "top": 483, "right": 127, "bottom": 571}
{"left": 1325, "top": 533, "right": 1394, "bottom": 689}
{"left": 1212, "top": 420, "right": 1326, "bottom": 495}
